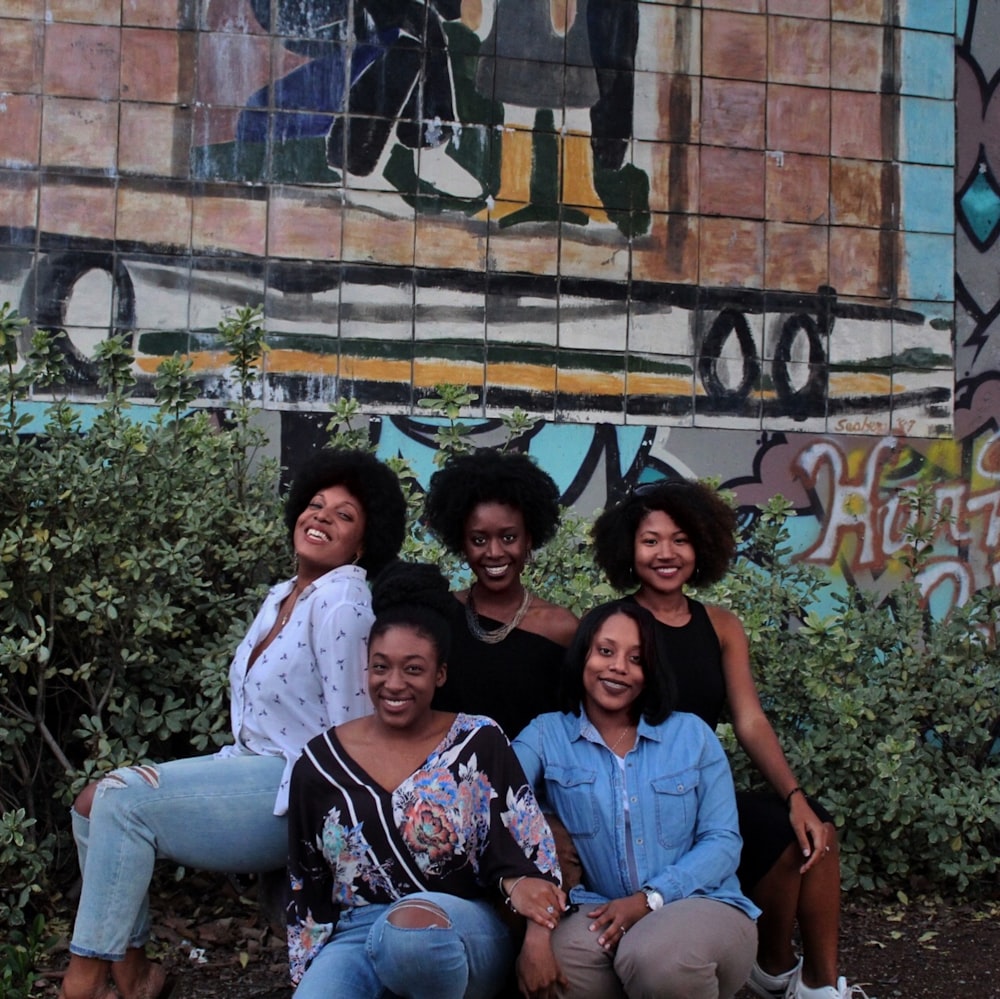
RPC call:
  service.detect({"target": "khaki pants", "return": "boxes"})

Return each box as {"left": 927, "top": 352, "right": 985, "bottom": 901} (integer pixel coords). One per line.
{"left": 551, "top": 896, "right": 757, "bottom": 999}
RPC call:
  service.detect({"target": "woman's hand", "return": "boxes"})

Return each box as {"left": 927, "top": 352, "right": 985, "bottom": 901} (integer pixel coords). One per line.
{"left": 516, "top": 922, "right": 567, "bottom": 999}
{"left": 587, "top": 893, "right": 649, "bottom": 950}
{"left": 505, "top": 876, "right": 568, "bottom": 930}
{"left": 789, "top": 794, "right": 832, "bottom": 873}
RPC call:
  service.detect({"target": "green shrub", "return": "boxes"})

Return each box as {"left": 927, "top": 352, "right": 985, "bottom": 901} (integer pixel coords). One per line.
{"left": 0, "top": 912, "right": 53, "bottom": 999}
{"left": 711, "top": 495, "right": 1000, "bottom": 893}
{"left": 0, "top": 305, "right": 287, "bottom": 864}
{"left": 0, "top": 809, "right": 54, "bottom": 929}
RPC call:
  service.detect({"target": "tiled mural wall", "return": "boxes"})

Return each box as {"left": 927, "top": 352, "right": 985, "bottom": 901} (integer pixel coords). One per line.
{"left": 4, "top": 0, "right": 998, "bottom": 609}
{"left": 1, "top": 0, "right": 955, "bottom": 434}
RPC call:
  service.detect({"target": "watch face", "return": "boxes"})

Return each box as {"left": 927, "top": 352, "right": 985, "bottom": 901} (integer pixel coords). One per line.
{"left": 644, "top": 888, "right": 664, "bottom": 911}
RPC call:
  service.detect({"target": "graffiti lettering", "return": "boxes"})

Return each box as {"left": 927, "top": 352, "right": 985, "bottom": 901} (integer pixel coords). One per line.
{"left": 831, "top": 417, "right": 918, "bottom": 436}
{"left": 794, "top": 437, "right": 1000, "bottom": 595}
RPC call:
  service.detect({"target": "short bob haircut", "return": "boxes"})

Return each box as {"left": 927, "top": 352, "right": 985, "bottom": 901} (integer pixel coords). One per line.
{"left": 284, "top": 448, "right": 407, "bottom": 577}
{"left": 558, "top": 600, "right": 672, "bottom": 727}
{"left": 592, "top": 479, "right": 737, "bottom": 592}
{"left": 424, "top": 448, "right": 562, "bottom": 555}
{"left": 369, "top": 560, "right": 453, "bottom": 665}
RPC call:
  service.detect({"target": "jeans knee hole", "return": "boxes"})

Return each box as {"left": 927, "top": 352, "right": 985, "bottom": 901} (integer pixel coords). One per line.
{"left": 386, "top": 901, "right": 451, "bottom": 930}
{"left": 98, "top": 764, "right": 160, "bottom": 795}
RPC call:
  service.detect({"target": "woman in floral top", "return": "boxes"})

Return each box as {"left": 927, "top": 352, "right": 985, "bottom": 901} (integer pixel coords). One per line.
{"left": 287, "top": 561, "right": 565, "bottom": 999}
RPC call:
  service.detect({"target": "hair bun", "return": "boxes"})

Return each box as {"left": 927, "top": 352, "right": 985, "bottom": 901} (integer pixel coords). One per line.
{"left": 371, "top": 560, "right": 453, "bottom": 618}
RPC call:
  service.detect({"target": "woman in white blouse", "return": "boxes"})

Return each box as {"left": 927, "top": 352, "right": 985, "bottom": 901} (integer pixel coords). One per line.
{"left": 58, "top": 449, "right": 407, "bottom": 999}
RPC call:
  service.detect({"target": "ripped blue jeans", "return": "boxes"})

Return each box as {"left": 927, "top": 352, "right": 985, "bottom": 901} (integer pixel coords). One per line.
{"left": 293, "top": 893, "right": 514, "bottom": 999}
{"left": 70, "top": 753, "right": 286, "bottom": 960}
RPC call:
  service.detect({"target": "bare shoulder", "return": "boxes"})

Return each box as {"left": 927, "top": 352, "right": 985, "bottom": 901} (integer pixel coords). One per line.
{"left": 525, "top": 596, "right": 579, "bottom": 647}
{"left": 703, "top": 602, "right": 746, "bottom": 638}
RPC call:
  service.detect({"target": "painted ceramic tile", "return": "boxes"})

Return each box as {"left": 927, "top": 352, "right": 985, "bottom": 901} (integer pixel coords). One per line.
{"left": 117, "top": 184, "right": 193, "bottom": 252}
{"left": 43, "top": 23, "right": 121, "bottom": 99}
{"left": 0, "top": 18, "right": 43, "bottom": 91}
{"left": 41, "top": 98, "right": 119, "bottom": 171}
{"left": 0, "top": 94, "right": 42, "bottom": 168}
{"left": 625, "top": 350, "right": 695, "bottom": 425}
{"left": 0, "top": 0, "right": 958, "bottom": 436}
{"left": 118, "top": 105, "right": 192, "bottom": 177}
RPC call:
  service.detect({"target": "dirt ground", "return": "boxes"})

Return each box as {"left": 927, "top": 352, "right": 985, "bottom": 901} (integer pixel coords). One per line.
{"left": 34, "top": 872, "right": 1000, "bottom": 998}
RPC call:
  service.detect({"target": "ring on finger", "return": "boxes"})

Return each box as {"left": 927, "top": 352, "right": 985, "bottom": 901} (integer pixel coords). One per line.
{"left": 620, "top": 925, "right": 627, "bottom": 934}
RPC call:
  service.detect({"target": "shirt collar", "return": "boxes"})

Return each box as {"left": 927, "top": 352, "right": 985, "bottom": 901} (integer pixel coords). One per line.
{"left": 279, "top": 562, "right": 367, "bottom": 598}
{"left": 572, "top": 708, "right": 665, "bottom": 746}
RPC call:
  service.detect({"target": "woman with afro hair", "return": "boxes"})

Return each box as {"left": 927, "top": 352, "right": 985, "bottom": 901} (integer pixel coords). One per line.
{"left": 593, "top": 480, "right": 865, "bottom": 999}
{"left": 59, "top": 449, "right": 406, "bottom": 999}
{"left": 422, "top": 448, "right": 578, "bottom": 741}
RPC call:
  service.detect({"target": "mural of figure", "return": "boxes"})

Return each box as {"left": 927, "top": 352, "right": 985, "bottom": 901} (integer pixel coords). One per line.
{"left": 243, "top": 0, "right": 482, "bottom": 196}
{"left": 475, "top": 0, "right": 649, "bottom": 233}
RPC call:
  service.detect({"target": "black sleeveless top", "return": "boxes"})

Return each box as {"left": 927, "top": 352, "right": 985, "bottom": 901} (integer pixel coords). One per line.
{"left": 433, "top": 596, "right": 566, "bottom": 739}
{"left": 629, "top": 593, "right": 833, "bottom": 890}
{"left": 628, "top": 595, "right": 727, "bottom": 727}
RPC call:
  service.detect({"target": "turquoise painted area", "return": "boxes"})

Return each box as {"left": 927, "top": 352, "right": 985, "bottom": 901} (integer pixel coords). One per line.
{"left": 896, "top": 12, "right": 955, "bottom": 306}
{"left": 902, "top": 232, "right": 955, "bottom": 302}
{"left": 900, "top": 165, "right": 956, "bottom": 234}
{"left": 955, "top": 0, "right": 971, "bottom": 36}
{"left": 375, "top": 416, "right": 464, "bottom": 491}
{"left": 528, "top": 424, "right": 648, "bottom": 498}
{"left": 899, "top": 28, "right": 954, "bottom": 99}
{"left": 899, "top": 0, "right": 957, "bottom": 34}
{"left": 374, "top": 418, "right": 648, "bottom": 500}
{"left": 958, "top": 166, "right": 1000, "bottom": 246}
{"left": 899, "top": 97, "right": 954, "bottom": 166}
{"left": 14, "top": 401, "right": 161, "bottom": 433}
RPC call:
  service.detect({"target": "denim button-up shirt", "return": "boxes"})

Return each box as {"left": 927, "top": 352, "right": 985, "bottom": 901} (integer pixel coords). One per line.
{"left": 514, "top": 710, "right": 759, "bottom": 920}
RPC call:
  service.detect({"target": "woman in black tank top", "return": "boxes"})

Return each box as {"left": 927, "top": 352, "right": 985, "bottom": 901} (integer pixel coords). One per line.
{"left": 423, "top": 448, "right": 579, "bottom": 738}
{"left": 594, "top": 481, "right": 867, "bottom": 999}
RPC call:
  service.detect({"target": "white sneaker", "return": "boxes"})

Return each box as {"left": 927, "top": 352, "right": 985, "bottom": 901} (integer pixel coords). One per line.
{"left": 747, "top": 959, "right": 801, "bottom": 999}
{"left": 789, "top": 973, "right": 872, "bottom": 999}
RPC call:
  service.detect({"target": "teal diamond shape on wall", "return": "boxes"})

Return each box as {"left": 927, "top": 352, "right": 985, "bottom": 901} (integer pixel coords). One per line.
{"left": 958, "top": 155, "right": 1000, "bottom": 251}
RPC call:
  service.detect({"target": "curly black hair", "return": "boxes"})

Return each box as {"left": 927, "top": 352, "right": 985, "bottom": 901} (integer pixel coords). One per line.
{"left": 284, "top": 448, "right": 407, "bottom": 577}
{"left": 369, "top": 560, "right": 453, "bottom": 664}
{"left": 558, "top": 600, "right": 672, "bottom": 726}
{"left": 423, "top": 449, "right": 562, "bottom": 555}
{"left": 592, "top": 480, "right": 737, "bottom": 591}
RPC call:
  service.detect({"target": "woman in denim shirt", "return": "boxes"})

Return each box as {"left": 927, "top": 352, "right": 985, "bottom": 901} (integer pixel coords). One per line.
{"left": 513, "top": 600, "right": 759, "bottom": 999}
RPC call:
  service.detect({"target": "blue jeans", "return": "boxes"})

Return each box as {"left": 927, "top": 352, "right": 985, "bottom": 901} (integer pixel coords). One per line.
{"left": 70, "top": 753, "right": 287, "bottom": 960}
{"left": 293, "top": 893, "right": 515, "bottom": 999}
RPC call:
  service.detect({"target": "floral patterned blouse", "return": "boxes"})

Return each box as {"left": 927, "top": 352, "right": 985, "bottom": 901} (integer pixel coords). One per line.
{"left": 286, "top": 713, "right": 561, "bottom": 984}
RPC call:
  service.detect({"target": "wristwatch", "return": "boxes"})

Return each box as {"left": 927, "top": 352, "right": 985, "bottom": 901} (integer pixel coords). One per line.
{"left": 641, "top": 885, "right": 664, "bottom": 911}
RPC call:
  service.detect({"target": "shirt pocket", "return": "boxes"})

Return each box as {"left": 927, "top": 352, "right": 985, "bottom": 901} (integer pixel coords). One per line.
{"left": 651, "top": 768, "right": 700, "bottom": 849}
{"left": 545, "top": 764, "right": 601, "bottom": 839}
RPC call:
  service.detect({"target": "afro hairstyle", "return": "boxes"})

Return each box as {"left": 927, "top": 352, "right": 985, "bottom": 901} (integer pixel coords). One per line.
{"left": 592, "top": 480, "right": 737, "bottom": 591}
{"left": 423, "top": 448, "right": 562, "bottom": 555}
{"left": 284, "top": 448, "right": 407, "bottom": 577}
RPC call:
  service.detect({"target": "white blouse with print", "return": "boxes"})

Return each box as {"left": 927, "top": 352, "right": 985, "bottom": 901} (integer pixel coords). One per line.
{"left": 217, "top": 563, "right": 374, "bottom": 814}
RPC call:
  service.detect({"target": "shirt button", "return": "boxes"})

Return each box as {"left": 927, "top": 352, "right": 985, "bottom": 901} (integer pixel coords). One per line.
{"left": 636, "top": 838, "right": 643, "bottom": 845}
{"left": 630, "top": 796, "right": 638, "bottom": 803}
{"left": 678, "top": 784, "right": 685, "bottom": 792}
